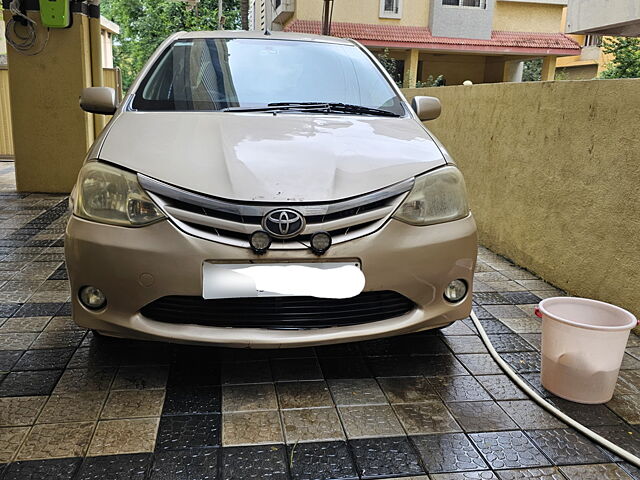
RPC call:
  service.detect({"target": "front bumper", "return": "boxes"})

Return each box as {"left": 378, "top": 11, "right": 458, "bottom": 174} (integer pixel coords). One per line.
{"left": 65, "top": 214, "right": 477, "bottom": 348}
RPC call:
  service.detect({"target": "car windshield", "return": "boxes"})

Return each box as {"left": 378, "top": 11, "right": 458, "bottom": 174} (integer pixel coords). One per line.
{"left": 132, "top": 37, "right": 405, "bottom": 116}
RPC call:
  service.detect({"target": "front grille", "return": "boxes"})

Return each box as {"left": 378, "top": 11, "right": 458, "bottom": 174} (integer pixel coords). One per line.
{"left": 138, "top": 174, "right": 413, "bottom": 249}
{"left": 140, "top": 291, "right": 415, "bottom": 329}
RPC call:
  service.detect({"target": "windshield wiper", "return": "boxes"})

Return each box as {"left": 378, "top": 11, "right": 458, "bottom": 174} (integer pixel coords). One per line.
{"left": 222, "top": 102, "right": 400, "bottom": 117}
{"left": 221, "top": 103, "right": 328, "bottom": 113}
{"left": 270, "top": 102, "right": 400, "bottom": 117}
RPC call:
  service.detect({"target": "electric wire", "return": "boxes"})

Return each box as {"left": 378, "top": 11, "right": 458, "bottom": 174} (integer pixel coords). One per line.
{"left": 470, "top": 310, "right": 640, "bottom": 468}
{"left": 5, "top": 0, "right": 50, "bottom": 56}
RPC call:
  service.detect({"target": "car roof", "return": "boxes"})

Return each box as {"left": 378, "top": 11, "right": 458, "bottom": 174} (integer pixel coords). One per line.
{"left": 176, "top": 30, "right": 354, "bottom": 46}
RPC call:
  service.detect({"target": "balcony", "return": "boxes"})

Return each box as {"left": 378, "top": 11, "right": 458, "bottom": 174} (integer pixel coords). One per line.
{"left": 566, "top": 0, "right": 640, "bottom": 36}
{"left": 430, "top": 0, "right": 495, "bottom": 40}
{"left": 273, "top": 0, "right": 295, "bottom": 25}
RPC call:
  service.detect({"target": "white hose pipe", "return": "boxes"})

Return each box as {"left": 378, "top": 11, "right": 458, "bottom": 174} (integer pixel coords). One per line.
{"left": 469, "top": 310, "right": 640, "bottom": 468}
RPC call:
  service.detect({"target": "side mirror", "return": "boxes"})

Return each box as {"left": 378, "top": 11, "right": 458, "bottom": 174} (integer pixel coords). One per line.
{"left": 411, "top": 96, "right": 441, "bottom": 121}
{"left": 80, "top": 87, "right": 117, "bottom": 115}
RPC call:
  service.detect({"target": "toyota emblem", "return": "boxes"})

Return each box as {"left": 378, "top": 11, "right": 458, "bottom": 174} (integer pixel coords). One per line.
{"left": 262, "top": 209, "right": 305, "bottom": 239}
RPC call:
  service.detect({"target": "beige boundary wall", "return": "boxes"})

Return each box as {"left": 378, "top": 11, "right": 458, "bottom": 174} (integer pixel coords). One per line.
{"left": 403, "top": 80, "right": 640, "bottom": 317}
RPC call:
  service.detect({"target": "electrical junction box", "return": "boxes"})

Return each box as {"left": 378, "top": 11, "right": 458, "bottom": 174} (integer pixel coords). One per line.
{"left": 39, "top": 0, "right": 70, "bottom": 28}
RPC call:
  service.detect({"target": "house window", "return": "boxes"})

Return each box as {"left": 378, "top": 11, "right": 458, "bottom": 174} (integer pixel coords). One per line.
{"left": 584, "top": 35, "right": 602, "bottom": 47}
{"left": 380, "top": 0, "right": 402, "bottom": 19}
{"left": 442, "top": 0, "right": 487, "bottom": 8}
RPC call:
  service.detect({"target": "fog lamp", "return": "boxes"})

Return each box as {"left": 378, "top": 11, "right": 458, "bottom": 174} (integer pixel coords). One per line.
{"left": 79, "top": 286, "right": 107, "bottom": 310}
{"left": 444, "top": 279, "right": 467, "bottom": 303}
{"left": 310, "top": 232, "right": 332, "bottom": 255}
{"left": 250, "top": 230, "right": 271, "bottom": 254}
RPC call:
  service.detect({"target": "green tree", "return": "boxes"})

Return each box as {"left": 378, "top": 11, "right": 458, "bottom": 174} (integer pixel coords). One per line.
{"left": 376, "top": 48, "right": 399, "bottom": 82}
{"left": 102, "top": 0, "right": 240, "bottom": 90}
{"left": 600, "top": 37, "right": 640, "bottom": 79}
{"left": 522, "top": 58, "right": 542, "bottom": 82}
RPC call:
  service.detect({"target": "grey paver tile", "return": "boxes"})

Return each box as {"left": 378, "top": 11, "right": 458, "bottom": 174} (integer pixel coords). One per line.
{"left": 276, "top": 380, "right": 333, "bottom": 409}
{"left": 592, "top": 424, "right": 640, "bottom": 458}
{"left": 551, "top": 398, "right": 624, "bottom": 427}
{"left": 0, "top": 396, "right": 46, "bottom": 426}
{"left": 339, "top": 404, "right": 404, "bottom": 438}
{"left": 281, "top": 407, "right": 344, "bottom": 443}
{"left": 496, "top": 467, "right": 566, "bottom": 479}
{"left": 411, "top": 432, "right": 488, "bottom": 473}
{"left": 498, "top": 400, "right": 564, "bottom": 430}
{"left": 484, "top": 305, "right": 529, "bottom": 319}
{"left": 444, "top": 336, "right": 489, "bottom": 354}
{"left": 447, "top": 401, "right": 517, "bottom": 432}
{"left": 477, "top": 375, "right": 528, "bottom": 401}
{"left": 222, "top": 383, "right": 277, "bottom": 413}
{"left": 0, "top": 332, "right": 37, "bottom": 350}
{"left": 429, "top": 375, "right": 492, "bottom": 402}
{"left": 101, "top": 389, "right": 165, "bottom": 419}
{"left": 501, "top": 352, "right": 541, "bottom": 373}
{"left": 37, "top": 391, "right": 107, "bottom": 424}
{"left": 608, "top": 394, "right": 640, "bottom": 425}
{"left": 457, "top": 354, "right": 503, "bottom": 375}
{"left": 431, "top": 472, "right": 498, "bottom": 479}
{"left": 500, "top": 319, "right": 542, "bottom": 334}
{"left": 441, "top": 321, "right": 477, "bottom": 336}
{"left": 0, "top": 426, "right": 30, "bottom": 462}
{"left": 393, "top": 401, "right": 461, "bottom": 435}
{"left": 559, "top": 463, "right": 633, "bottom": 479}
{"left": 378, "top": 376, "right": 440, "bottom": 404}
{"left": 17, "top": 421, "right": 94, "bottom": 460}
{"left": 487, "top": 334, "right": 534, "bottom": 353}
{"left": 469, "top": 430, "right": 551, "bottom": 470}
{"left": 111, "top": 365, "right": 169, "bottom": 390}
{"left": 53, "top": 367, "right": 116, "bottom": 393}
{"left": 526, "top": 428, "right": 610, "bottom": 465}
{"left": 88, "top": 418, "right": 159, "bottom": 456}
{"left": 0, "top": 317, "right": 50, "bottom": 333}
{"left": 329, "top": 378, "right": 387, "bottom": 406}
{"left": 617, "top": 370, "right": 640, "bottom": 395}
{"left": 222, "top": 410, "right": 283, "bottom": 446}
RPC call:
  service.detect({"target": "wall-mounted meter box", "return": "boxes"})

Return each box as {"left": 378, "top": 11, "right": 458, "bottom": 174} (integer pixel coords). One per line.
{"left": 39, "top": 0, "right": 71, "bottom": 29}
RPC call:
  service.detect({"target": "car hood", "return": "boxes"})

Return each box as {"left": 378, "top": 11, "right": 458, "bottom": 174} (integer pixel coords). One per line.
{"left": 99, "top": 111, "right": 446, "bottom": 202}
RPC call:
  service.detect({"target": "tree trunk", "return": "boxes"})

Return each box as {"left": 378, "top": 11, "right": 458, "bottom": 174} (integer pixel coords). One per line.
{"left": 241, "top": 0, "right": 249, "bottom": 30}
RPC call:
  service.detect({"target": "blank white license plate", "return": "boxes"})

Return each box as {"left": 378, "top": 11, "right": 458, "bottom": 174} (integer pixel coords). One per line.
{"left": 202, "top": 262, "right": 364, "bottom": 300}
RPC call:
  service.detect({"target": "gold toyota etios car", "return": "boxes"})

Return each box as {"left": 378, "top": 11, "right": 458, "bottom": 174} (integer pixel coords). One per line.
{"left": 67, "top": 31, "right": 477, "bottom": 348}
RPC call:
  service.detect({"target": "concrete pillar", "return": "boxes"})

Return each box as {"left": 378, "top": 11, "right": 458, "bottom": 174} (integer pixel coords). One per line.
{"left": 3, "top": 5, "right": 97, "bottom": 193}
{"left": 89, "top": 2, "right": 106, "bottom": 134}
{"left": 403, "top": 48, "right": 419, "bottom": 88}
{"left": 503, "top": 60, "right": 524, "bottom": 83}
{"left": 541, "top": 56, "right": 557, "bottom": 81}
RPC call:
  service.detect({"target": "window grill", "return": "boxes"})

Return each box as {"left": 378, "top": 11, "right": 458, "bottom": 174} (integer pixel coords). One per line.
{"left": 442, "top": 0, "right": 487, "bottom": 8}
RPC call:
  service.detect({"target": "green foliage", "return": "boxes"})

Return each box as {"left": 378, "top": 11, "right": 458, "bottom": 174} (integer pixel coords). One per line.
{"left": 522, "top": 58, "right": 542, "bottom": 82}
{"left": 416, "top": 75, "right": 445, "bottom": 87}
{"left": 600, "top": 37, "right": 640, "bottom": 79}
{"left": 101, "top": 0, "right": 240, "bottom": 90}
{"left": 376, "top": 48, "right": 399, "bottom": 81}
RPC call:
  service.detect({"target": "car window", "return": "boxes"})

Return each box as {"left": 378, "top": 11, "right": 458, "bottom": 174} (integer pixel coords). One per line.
{"left": 132, "top": 38, "right": 404, "bottom": 116}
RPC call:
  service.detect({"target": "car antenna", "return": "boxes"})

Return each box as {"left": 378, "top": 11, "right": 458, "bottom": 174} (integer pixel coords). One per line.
{"left": 264, "top": 28, "right": 271, "bottom": 36}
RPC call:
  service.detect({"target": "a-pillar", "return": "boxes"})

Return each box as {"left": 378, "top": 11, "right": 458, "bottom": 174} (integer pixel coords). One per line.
{"left": 2, "top": 2, "right": 101, "bottom": 192}
{"left": 403, "top": 48, "right": 419, "bottom": 88}
{"left": 541, "top": 56, "right": 557, "bottom": 81}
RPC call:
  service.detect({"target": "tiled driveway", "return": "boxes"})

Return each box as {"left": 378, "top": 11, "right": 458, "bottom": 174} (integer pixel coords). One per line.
{"left": 0, "top": 167, "right": 639, "bottom": 479}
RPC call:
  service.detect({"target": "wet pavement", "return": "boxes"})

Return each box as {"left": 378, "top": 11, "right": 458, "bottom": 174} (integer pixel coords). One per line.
{"left": 0, "top": 164, "right": 639, "bottom": 479}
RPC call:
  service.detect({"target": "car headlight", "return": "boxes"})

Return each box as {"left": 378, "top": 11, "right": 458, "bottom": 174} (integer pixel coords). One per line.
{"left": 393, "top": 165, "right": 469, "bottom": 226}
{"left": 73, "top": 162, "right": 166, "bottom": 227}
